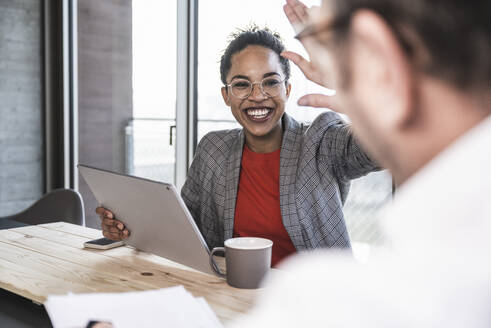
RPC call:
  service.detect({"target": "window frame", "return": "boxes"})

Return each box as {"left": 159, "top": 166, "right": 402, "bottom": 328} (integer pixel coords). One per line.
{"left": 43, "top": 0, "right": 78, "bottom": 192}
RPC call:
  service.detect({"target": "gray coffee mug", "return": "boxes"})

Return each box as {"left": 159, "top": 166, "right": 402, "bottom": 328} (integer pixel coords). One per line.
{"left": 209, "top": 237, "right": 273, "bottom": 289}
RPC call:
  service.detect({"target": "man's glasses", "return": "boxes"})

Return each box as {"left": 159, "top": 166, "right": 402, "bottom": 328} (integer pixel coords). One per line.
{"left": 226, "top": 77, "right": 287, "bottom": 99}
{"left": 296, "top": 13, "right": 413, "bottom": 58}
{"left": 294, "top": 15, "right": 350, "bottom": 41}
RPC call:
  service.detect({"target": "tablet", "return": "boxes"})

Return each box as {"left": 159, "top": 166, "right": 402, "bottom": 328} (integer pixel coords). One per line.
{"left": 78, "top": 164, "right": 217, "bottom": 276}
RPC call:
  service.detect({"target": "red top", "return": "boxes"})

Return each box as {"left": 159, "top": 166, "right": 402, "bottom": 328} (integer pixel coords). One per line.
{"left": 233, "top": 144, "right": 297, "bottom": 267}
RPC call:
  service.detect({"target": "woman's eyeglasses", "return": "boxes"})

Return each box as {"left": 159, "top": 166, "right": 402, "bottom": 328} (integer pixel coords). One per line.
{"left": 226, "top": 77, "right": 287, "bottom": 99}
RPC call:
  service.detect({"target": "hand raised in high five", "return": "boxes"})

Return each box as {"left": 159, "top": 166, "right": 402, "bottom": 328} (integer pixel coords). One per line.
{"left": 282, "top": 0, "right": 339, "bottom": 110}
{"left": 283, "top": 50, "right": 339, "bottom": 109}
{"left": 283, "top": 0, "right": 310, "bottom": 34}
{"left": 282, "top": 0, "right": 325, "bottom": 87}
{"left": 281, "top": 50, "right": 326, "bottom": 90}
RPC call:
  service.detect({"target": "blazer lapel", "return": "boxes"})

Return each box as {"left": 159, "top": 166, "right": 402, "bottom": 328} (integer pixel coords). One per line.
{"left": 223, "top": 130, "right": 245, "bottom": 241}
{"left": 279, "top": 113, "right": 305, "bottom": 250}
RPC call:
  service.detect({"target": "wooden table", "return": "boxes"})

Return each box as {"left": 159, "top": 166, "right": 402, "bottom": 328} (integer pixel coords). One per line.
{"left": 0, "top": 222, "right": 258, "bottom": 325}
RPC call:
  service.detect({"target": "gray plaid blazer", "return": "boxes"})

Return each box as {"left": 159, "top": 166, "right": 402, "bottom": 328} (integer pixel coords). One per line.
{"left": 181, "top": 112, "right": 378, "bottom": 251}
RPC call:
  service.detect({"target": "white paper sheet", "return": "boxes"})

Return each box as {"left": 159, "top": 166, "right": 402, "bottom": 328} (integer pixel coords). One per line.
{"left": 44, "top": 286, "right": 223, "bottom": 328}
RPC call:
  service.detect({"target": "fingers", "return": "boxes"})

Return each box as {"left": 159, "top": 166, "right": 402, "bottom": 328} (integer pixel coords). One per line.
{"left": 102, "top": 229, "right": 129, "bottom": 240}
{"left": 96, "top": 207, "right": 114, "bottom": 220}
{"left": 283, "top": 4, "right": 302, "bottom": 32}
{"left": 287, "top": 0, "right": 308, "bottom": 11}
{"left": 298, "top": 93, "right": 339, "bottom": 110}
{"left": 102, "top": 225, "right": 122, "bottom": 241}
{"left": 102, "top": 224, "right": 122, "bottom": 234}
{"left": 282, "top": 50, "right": 326, "bottom": 86}
{"left": 102, "top": 230, "right": 123, "bottom": 240}
{"left": 282, "top": 2, "right": 295, "bottom": 22}
{"left": 102, "top": 217, "right": 129, "bottom": 240}
{"left": 287, "top": 0, "right": 308, "bottom": 22}
{"left": 102, "top": 223, "right": 130, "bottom": 240}
{"left": 96, "top": 207, "right": 114, "bottom": 221}
{"left": 284, "top": 0, "right": 309, "bottom": 33}
{"left": 96, "top": 207, "right": 130, "bottom": 240}
{"left": 281, "top": 51, "right": 312, "bottom": 74}
{"left": 102, "top": 216, "right": 123, "bottom": 230}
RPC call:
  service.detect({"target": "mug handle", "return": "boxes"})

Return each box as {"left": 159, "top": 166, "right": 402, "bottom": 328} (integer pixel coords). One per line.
{"left": 209, "top": 247, "right": 226, "bottom": 278}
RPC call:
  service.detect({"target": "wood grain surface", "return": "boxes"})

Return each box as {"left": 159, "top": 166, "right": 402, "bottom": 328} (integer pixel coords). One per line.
{"left": 0, "top": 222, "right": 259, "bottom": 324}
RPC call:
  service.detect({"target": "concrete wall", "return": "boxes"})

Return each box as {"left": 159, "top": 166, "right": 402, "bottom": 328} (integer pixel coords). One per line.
{"left": 78, "top": 0, "right": 133, "bottom": 228}
{"left": 0, "top": 0, "right": 43, "bottom": 216}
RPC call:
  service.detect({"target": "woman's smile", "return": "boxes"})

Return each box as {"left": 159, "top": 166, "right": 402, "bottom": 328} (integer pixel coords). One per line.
{"left": 222, "top": 45, "right": 291, "bottom": 148}
{"left": 243, "top": 106, "right": 274, "bottom": 122}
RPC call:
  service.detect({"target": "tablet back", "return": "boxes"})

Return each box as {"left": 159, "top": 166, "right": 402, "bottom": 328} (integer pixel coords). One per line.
{"left": 78, "top": 164, "right": 215, "bottom": 275}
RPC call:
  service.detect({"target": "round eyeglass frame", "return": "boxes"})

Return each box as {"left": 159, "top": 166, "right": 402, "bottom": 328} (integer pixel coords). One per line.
{"left": 225, "top": 77, "right": 287, "bottom": 99}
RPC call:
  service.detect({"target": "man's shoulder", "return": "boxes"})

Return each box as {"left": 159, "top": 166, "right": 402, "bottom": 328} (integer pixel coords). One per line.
{"left": 233, "top": 250, "right": 390, "bottom": 327}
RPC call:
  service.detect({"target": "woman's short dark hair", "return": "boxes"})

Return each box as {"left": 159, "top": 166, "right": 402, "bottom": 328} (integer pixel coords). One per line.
{"left": 220, "top": 25, "right": 291, "bottom": 85}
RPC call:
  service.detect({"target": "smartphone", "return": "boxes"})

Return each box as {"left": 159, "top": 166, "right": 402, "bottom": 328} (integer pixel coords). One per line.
{"left": 83, "top": 237, "right": 125, "bottom": 250}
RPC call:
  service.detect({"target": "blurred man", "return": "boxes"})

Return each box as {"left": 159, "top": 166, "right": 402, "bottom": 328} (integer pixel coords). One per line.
{"left": 236, "top": 0, "right": 491, "bottom": 326}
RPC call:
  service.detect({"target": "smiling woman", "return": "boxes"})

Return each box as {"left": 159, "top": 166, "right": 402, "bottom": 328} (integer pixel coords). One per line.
{"left": 97, "top": 26, "right": 380, "bottom": 267}
{"left": 221, "top": 44, "right": 290, "bottom": 153}
{"left": 179, "top": 26, "right": 380, "bottom": 266}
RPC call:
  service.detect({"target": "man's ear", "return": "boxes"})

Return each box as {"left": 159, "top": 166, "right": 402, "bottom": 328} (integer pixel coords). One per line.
{"left": 221, "top": 87, "right": 231, "bottom": 106}
{"left": 285, "top": 82, "right": 292, "bottom": 98}
{"left": 350, "top": 10, "right": 415, "bottom": 129}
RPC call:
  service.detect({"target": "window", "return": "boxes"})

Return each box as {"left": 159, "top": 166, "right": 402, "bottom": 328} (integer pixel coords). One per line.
{"left": 130, "top": 0, "right": 177, "bottom": 184}
{"left": 77, "top": 0, "right": 178, "bottom": 227}
{"left": 78, "top": 0, "right": 134, "bottom": 227}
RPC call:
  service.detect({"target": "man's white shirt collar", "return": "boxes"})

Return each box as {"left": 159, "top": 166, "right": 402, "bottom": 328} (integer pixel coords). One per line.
{"left": 382, "top": 114, "right": 491, "bottom": 259}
